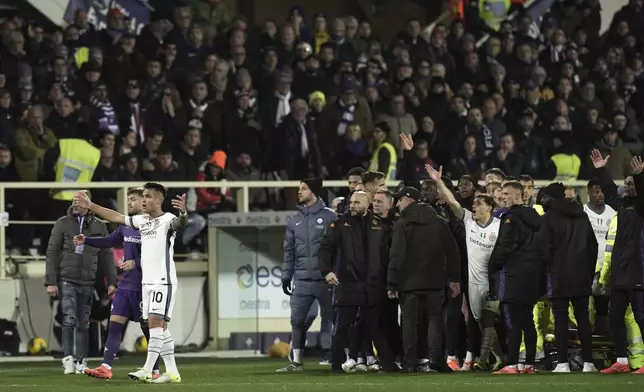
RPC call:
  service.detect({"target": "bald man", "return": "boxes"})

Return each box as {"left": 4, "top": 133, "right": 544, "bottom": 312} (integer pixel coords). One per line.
{"left": 318, "top": 191, "right": 397, "bottom": 373}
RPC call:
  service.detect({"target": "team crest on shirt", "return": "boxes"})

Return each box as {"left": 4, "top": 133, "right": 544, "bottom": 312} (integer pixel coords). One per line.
{"left": 317, "top": 218, "right": 323, "bottom": 224}
{"left": 490, "top": 232, "right": 497, "bottom": 242}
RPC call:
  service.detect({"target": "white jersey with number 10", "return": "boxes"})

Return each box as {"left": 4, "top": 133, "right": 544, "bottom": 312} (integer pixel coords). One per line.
{"left": 126, "top": 212, "right": 178, "bottom": 285}
{"left": 462, "top": 209, "right": 501, "bottom": 285}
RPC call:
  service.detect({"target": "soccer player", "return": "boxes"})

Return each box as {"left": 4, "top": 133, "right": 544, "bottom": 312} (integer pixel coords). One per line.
{"left": 584, "top": 179, "right": 616, "bottom": 289}
{"left": 76, "top": 188, "right": 160, "bottom": 380}
{"left": 427, "top": 165, "right": 504, "bottom": 371}
{"left": 73, "top": 183, "right": 187, "bottom": 383}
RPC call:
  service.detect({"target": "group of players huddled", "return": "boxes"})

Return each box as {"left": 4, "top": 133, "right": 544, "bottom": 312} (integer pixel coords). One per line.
{"left": 279, "top": 133, "right": 644, "bottom": 375}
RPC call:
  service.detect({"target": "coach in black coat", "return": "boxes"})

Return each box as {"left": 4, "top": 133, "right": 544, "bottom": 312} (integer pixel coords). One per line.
{"left": 538, "top": 183, "right": 597, "bottom": 369}
{"left": 318, "top": 191, "right": 396, "bottom": 372}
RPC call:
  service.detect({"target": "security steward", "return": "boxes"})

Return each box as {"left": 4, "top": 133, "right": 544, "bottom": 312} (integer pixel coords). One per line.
{"left": 319, "top": 191, "right": 397, "bottom": 373}
{"left": 538, "top": 183, "right": 598, "bottom": 373}
{"left": 591, "top": 152, "right": 644, "bottom": 373}
{"left": 387, "top": 186, "right": 461, "bottom": 373}
{"left": 488, "top": 181, "right": 542, "bottom": 375}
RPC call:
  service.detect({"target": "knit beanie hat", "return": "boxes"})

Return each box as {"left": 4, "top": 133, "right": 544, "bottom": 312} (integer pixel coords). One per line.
{"left": 539, "top": 182, "right": 565, "bottom": 202}
{"left": 302, "top": 177, "right": 323, "bottom": 198}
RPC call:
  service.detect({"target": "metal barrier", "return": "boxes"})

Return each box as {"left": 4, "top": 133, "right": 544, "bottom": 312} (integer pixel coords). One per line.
{"left": 0, "top": 179, "right": 592, "bottom": 279}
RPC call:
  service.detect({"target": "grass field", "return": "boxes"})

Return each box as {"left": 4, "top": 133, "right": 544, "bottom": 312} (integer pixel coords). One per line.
{"left": 2, "top": 357, "right": 644, "bottom": 391}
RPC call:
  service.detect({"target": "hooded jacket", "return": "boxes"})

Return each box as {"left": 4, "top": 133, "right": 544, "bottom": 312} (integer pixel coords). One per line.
{"left": 45, "top": 208, "right": 117, "bottom": 287}
{"left": 541, "top": 199, "right": 598, "bottom": 298}
{"left": 388, "top": 202, "right": 461, "bottom": 292}
{"left": 489, "top": 205, "right": 542, "bottom": 304}
{"left": 282, "top": 198, "right": 337, "bottom": 282}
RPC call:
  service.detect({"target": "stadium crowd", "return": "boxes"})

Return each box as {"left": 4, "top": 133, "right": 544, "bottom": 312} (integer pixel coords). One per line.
{"left": 0, "top": 0, "right": 639, "bottom": 378}
{"left": 0, "top": 0, "right": 640, "bottom": 255}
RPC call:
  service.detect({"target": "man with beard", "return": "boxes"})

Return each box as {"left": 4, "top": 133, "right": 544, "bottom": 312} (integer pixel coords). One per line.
{"left": 388, "top": 186, "right": 461, "bottom": 373}
{"left": 538, "top": 183, "right": 598, "bottom": 373}
{"left": 336, "top": 167, "right": 366, "bottom": 214}
{"left": 592, "top": 153, "right": 644, "bottom": 373}
{"left": 278, "top": 177, "right": 337, "bottom": 372}
{"left": 319, "top": 191, "right": 397, "bottom": 373}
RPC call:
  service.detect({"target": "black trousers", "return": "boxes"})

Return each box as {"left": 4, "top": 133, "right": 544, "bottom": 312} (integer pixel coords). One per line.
{"left": 609, "top": 289, "right": 644, "bottom": 357}
{"left": 381, "top": 298, "right": 402, "bottom": 361}
{"left": 333, "top": 305, "right": 393, "bottom": 369}
{"left": 503, "top": 302, "right": 537, "bottom": 365}
{"left": 349, "top": 310, "right": 374, "bottom": 359}
{"left": 443, "top": 291, "right": 463, "bottom": 356}
{"left": 400, "top": 290, "right": 444, "bottom": 367}
{"left": 552, "top": 296, "right": 593, "bottom": 364}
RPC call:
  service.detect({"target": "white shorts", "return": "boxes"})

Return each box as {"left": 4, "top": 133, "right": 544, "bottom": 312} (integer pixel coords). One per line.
{"left": 468, "top": 283, "right": 489, "bottom": 320}
{"left": 142, "top": 284, "right": 178, "bottom": 322}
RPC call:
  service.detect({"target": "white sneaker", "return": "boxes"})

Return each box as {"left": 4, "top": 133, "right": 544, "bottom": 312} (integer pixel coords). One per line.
{"left": 583, "top": 362, "right": 598, "bottom": 373}
{"left": 75, "top": 359, "right": 88, "bottom": 374}
{"left": 341, "top": 359, "right": 357, "bottom": 373}
{"left": 62, "top": 355, "right": 75, "bottom": 375}
{"left": 552, "top": 363, "right": 571, "bottom": 373}
{"left": 354, "top": 363, "right": 368, "bottom": 372}
{"left": 367, "top": 363, "right": 380, "bottom": 372}
{"left": 128, "top": 368, "right": 153, "bottom": 382}
{"left": 460, "top": 361, "right": 473, "bottom": 371}
{"left": 151, "top": 372, "right": 182, "bottom": 383}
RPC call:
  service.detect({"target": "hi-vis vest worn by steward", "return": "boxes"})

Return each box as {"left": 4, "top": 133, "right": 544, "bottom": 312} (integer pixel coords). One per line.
{"left": 53, "top": 139, "right": 101, "bottom": 201}
{"left": 369, "top": 142, "right": 398, "bottom": 180}
{"left": 551, "top": 153, "right": 581, "bottom": 180}
{"left": 479, "top": 0, "right": 511, "bottom": 31}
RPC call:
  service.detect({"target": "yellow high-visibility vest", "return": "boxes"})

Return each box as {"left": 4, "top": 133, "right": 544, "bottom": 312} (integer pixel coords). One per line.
{"left": 369, "top": 142, "right": 398, "bottom": 180}
{"left": 52, "top": 139, "right": 101, "bottom": 201}
{"left": 479, "top": 0, "right": 511, "bottom": 31}
{"left": 551, "top": 153, "right": 581, "bottom": 180}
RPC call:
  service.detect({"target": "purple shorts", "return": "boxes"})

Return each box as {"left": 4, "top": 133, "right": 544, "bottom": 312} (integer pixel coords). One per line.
{"left": 111, "top": 289, "right": 143, "bottom": 321}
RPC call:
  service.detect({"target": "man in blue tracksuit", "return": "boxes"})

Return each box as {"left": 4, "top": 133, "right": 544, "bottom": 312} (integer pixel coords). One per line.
{"left": 277, "top": 177, "right": 337, "bottom": 373}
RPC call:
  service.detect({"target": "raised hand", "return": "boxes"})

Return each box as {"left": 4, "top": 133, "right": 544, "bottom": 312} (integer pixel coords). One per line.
{"left": 590, "top": 149, "right": 609, "bottom": 169}
{"left": 74, "top": 191, "right": 91, "bottom": 209}
{"left": 425, "top": 164, "right": 443, "bottom": 182}
{"left": 171, "top": 193, "right": 187, "bottom": 213}
{"left": 630, "top": 156, "right": 644, "bottom": 175}
{"left": 399, "top": 133, "right": 414, "bottom": 151}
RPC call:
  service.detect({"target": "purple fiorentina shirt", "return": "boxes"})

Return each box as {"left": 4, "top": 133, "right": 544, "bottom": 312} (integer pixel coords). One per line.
{"left": 84, "top": 225, "right": 142, "bottom": 292}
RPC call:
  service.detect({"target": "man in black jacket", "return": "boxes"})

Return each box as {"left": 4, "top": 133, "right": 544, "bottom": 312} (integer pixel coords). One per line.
{"left": 319, "top": 191, "right": 396, "bottom": 373}
{"left": 590, "top": 152, "right": 644, "bottom": 373}
{"left": 388, "top": 186, "right": 461, "bottom": 373}
{"left": 489, "top": 181, "right": 542, "bottom": 375}
{"left": 539, "top": 183, "right": 598, "bottom": 373}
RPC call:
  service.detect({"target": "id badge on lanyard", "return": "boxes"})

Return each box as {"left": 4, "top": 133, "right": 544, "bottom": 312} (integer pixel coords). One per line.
{"left": 75, "top": 216, "right": 85, "bottom": 255}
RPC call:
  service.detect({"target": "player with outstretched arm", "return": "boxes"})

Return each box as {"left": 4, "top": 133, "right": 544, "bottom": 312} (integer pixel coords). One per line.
{"left": 73, "top": 182, "right": 187, "bottom": 384}
{"left": 74, "top": 187, "right": 160, "bottom": 380}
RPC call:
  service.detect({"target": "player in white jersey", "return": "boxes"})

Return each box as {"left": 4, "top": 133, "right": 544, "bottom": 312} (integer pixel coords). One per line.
{"left": 427, "top": 164, "right": 504, "bottom": 371}
{"left": 74, "top": 183, "right": 187, "bottom": 384}
{"left": 584, "top": 179, "right": 616, "bottom": 278}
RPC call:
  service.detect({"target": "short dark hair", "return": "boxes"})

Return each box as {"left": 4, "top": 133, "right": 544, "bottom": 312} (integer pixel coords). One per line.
{"left": 519, "top": 174, "right": 534, "bottom": 184}
{"left": 474, "top": 194, "right": 495, "bottom": 208}
{"left": 503, "top": 180, "right": 524, "bottom": 197}
{"left": 362, "top": 171, "right": 385, "bottom": 185}
{"left": 485, "top": 168, "right": 506, "bottom": 180}
{"left": 347, "top": 167, "right": 366, "bottom": 178}
{"left": 127, "top": 187, "right": 144, "bottom": 197}
{"left": 587, "top": 178, "right": 602, "bottom": 190}
{"left": 504, "top": 175, "right": 517, "bottom": 182}
{"left": 156, "top": 145, "right": 173, "bottom": 156}
{"left": 148, "top": 127, "right": 164, "bottom": 139}
{"left": 144, "top": 182, "right": 167, "bottom": 199}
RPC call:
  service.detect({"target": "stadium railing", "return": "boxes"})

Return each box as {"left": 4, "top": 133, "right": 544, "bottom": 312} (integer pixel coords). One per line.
{"left": 0, "top": 179, "right": 590, "bottom": 278}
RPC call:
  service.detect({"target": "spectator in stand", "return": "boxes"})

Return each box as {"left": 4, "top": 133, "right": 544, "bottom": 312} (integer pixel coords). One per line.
{"left": 196, "top": 150, "right": 233, "bottom": 213}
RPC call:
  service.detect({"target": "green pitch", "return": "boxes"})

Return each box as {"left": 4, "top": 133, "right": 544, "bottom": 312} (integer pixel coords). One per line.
{"left": 1, "top": 357, "right": 643, "bottom": 391}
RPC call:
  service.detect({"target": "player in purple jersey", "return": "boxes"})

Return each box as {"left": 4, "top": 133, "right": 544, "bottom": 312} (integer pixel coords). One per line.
{"left": 74, "top": 188, "right": 159, "bottom": 380}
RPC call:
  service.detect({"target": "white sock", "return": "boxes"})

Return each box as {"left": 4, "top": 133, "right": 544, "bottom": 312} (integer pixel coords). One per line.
{"left": 160, "top": 329, "right": 179, "bottom": 375}
{"left": 465, "top": 351, "right": 473, "bottom": 362}
{"left": 344, "top": 348, "right": 350, "bottom": 361}
{"left": 447, "top": 355, "right": 457, "bottom": 362}
{"left": 617, "top": 357, "right": 629, "bottom": 365}
{"left": 101, "top": 363, "right": 111, "bottom": 370}
{"left": 292, "top": 348, "right": 303, "bottom": 364}
{"left": 366, "top": 356, "right": 377, "bottom": 365}
{"left": 143, "top": 327, "right": 163, "bottom": 373}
